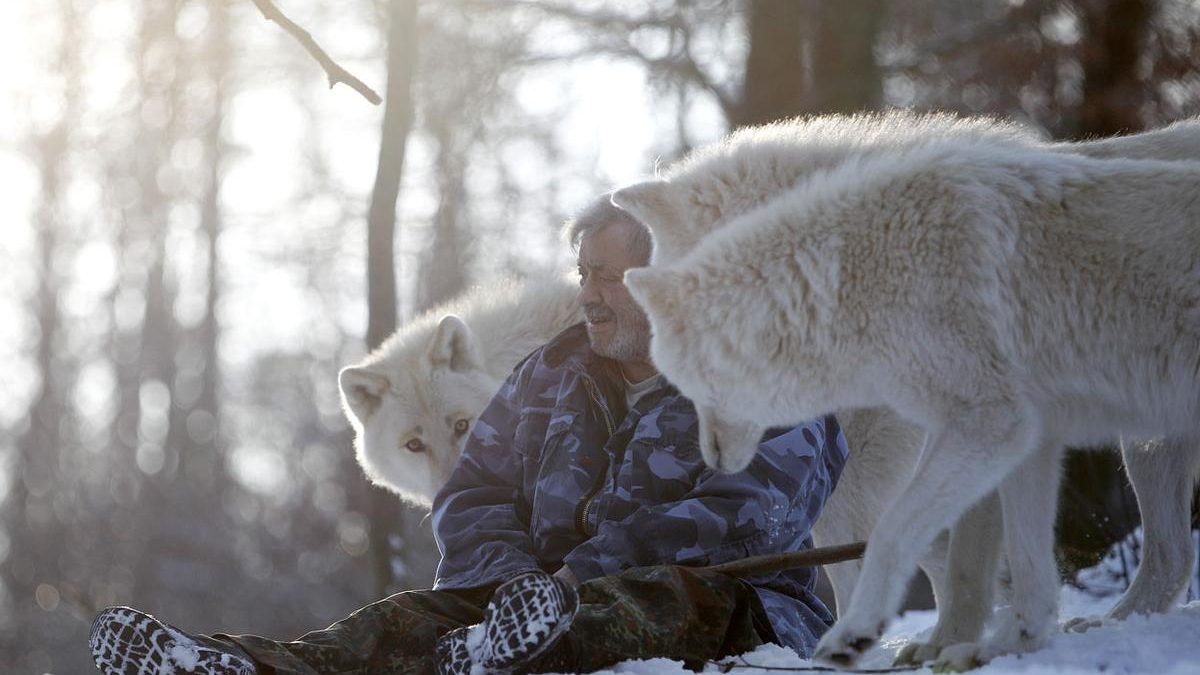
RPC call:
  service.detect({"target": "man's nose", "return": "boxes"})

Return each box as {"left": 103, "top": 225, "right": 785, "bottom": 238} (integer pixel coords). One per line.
{"left": 578, "top": 275, "right": 601, "bottom": 305}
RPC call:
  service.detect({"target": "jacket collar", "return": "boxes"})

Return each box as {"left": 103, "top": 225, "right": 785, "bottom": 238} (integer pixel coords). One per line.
{"left": 540, "top": 323, "right": 627, "bottom": 418}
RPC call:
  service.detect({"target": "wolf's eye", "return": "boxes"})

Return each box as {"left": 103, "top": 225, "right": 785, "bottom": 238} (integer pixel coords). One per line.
{"left": 404, "top": 438, "right": 426, "bottom": 453}
{"left": 453, "top": 418, "right": 471, "bottom": 436}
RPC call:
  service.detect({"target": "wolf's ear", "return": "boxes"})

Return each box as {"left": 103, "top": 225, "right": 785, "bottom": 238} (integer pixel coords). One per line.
{"left": 339, "top": 366, "right": 390, "bottom": 426}
{"left": 612, "top": 180, "right": 685, "bottom": 240}
{"left": 625, "top": 267, "right": 687, "bottom": 319}
{"left": 428, "top": 314, "right": 484, "bottom": 373}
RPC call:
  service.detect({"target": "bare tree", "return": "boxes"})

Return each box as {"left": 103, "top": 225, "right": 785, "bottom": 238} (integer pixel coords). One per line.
{"left": 363, "top": 0, "right": 420, "bottom": 596}
{"left": 1, "top": 0, "right": 83, "bottom": 669}
{"left": 736, "top": 0, "right": 883, "bottom": 127}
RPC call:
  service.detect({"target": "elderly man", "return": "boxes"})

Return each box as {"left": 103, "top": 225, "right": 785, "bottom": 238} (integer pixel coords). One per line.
{"left": 89, "top": 196, "right": 846, "bottom": 675}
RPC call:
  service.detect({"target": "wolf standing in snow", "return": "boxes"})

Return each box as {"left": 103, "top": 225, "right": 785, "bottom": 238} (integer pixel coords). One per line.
{"left": 621, "top": 119, "right": 1200, "bottom": 667}
{"left": 616, "top": 112, "right": 1200, "bottom": 666}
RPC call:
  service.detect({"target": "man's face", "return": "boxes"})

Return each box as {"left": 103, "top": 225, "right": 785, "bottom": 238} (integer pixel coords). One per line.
{"left": 576, "top": 221, "right": 652, "bottom": 363}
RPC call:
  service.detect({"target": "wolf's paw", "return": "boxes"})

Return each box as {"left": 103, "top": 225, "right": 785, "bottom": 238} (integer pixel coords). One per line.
{"left": 931, "top": 642, "right": 1000, "bottom": 672}
{"left": 989, "top": 611, "right": 1050, "bottom": 655}
{"left": 1063, "top": 616, "right": 1103, "bottom": 633}
{"left": 894, "top": 640, "right": 942, "bottom": 666}
{"left": 813, "top": 619, "right": 886, "bottom": 669}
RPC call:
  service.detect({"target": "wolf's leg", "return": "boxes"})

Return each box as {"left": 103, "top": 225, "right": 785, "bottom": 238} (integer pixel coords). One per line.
{"left": 813, "top": 407, "right": 1038, "bottom": 669}
{"left": 1107, "top": 436, "right": 1200, "bottom": 620}
{"left": 816, "top": 407, "right": 922, "bottom": 617}
{"left": 895, "top": 492, "right": 1002, "bottom": 665}
{"left": 935, "top": 443, "right": 1063, "bottom": 671}
{"left": 811, "top": 453, "right": 873, "bottom": 617}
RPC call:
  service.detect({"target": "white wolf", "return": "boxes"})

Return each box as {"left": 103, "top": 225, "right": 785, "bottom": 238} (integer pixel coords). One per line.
{"left": 618, "top": 116, "right": 1200, "bottom": 667}
{"left": 338, "top": 278, "right": 581, "bottom": 507}
{"left": 617, "top": 112, "right": 1200, "bottom": 666}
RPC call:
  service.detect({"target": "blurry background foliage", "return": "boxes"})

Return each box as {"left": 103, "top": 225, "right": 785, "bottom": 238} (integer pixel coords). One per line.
{"left": 2, "top": 0, "right": 1198, "bottom": 671}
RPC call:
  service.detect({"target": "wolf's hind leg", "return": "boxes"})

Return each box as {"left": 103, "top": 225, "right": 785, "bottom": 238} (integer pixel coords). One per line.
{"left": 933, "top": 444, "right": 1064, "bottom": 671}
{"left": 1107, "top": 435, "right": 1199, "bottom": 620}
{"left": 895, "top": 492, "right": 1002, "bottom": 666}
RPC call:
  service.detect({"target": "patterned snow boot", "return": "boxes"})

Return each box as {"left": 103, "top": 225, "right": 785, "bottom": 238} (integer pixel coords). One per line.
{"left": 89, "top": 606, "right": 256, "bottom": 675}
{"left": 436, "top": 572, "right": 579, "bottom": 675}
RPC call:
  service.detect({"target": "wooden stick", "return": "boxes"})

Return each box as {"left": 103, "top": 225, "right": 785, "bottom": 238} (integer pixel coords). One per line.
{"left": 699, "top": 541, "right": 867, "bottom": 578}
{"left": 250, "top": 0, "right": 383, "bottom": 105}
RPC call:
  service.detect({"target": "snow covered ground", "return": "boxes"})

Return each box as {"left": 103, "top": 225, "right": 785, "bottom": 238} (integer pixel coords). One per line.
{"left": 583, "top": 589, "right": 1200, "bottom": 675}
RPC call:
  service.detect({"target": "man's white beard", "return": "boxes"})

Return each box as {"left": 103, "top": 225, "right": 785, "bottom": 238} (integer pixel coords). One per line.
{"left": 589, "top": 322, "right": 650, "bottom": 363}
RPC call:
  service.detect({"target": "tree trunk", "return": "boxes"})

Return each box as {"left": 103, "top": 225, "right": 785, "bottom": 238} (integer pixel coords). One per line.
{"left": 735, "top": 0, "right": 883, "bottom": 128}
{"left": 1, "top": 0, "right": 80, "bottom": 665}
{"left": 364, "top": 0, "right": 419, "bottom": 597}
{"left": 1073, "top": 0, "right": 1155, "bottom": 138}
{"left": 1050, "top": 0, "right": 1158, "bottom": 578}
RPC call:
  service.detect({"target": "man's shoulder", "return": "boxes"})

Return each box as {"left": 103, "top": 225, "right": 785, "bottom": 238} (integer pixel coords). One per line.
{"left": 534, "top": 322, "right": 592, "bottom": 369}
{"left": 502, "top": 323, "right": 607, "bottom": 396}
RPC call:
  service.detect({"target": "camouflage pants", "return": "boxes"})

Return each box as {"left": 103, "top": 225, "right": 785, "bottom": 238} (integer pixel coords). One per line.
{"left": 213, "top": 565, "right": 774, "bottom": 674}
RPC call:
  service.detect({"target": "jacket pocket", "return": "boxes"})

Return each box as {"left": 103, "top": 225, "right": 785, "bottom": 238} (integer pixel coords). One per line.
{"left": 528, "top": 411, "right": 579, "bottom": 531}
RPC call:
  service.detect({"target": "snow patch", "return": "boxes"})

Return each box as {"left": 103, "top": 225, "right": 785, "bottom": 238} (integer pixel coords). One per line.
{"left": 548, "top": 588, "right": 1200, "bottom": 674}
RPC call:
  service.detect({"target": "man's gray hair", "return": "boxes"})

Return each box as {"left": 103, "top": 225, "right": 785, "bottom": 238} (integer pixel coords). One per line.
{"left": 564, "top": 193, "right": 654, "bottom": 264}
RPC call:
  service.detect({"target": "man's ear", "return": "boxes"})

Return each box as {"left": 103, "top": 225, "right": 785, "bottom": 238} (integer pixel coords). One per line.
{"left": 611, "top": 180, "right": 689, "bottom": 258}
{"left": 428, "top": 315, "right": 484, "bottom": 373}
{"left": 339, "top": 366, "right": 390, "bottom": 426}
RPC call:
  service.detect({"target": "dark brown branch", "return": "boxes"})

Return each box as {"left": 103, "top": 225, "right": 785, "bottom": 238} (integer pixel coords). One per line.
{"left": 249, "top": 0, "right": 382, "bottom": 105}
{"left": 698, "top": 541, "right": 866, "bottom": 578}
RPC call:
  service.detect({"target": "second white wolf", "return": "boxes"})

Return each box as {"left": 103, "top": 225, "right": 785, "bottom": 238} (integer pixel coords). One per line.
{"left": 619, "top": 114, "right": 1200, "bottom": 667}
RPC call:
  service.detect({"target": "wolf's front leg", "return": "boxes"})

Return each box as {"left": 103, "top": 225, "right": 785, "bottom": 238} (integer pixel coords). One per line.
{"left": 814, "top": 414, "right": 1036, "bottom": 669}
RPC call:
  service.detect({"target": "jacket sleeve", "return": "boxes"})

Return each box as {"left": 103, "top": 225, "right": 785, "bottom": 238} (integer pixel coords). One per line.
{"left": 431, "top": 367, "right": 545, "bottom": 590}
{"left": 561, "top": 414, "right": 848, "bottom": 581}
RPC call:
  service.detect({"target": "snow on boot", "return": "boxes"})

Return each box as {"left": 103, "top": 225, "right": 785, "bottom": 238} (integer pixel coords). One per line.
{"left": 436, "top": 626, "right": 474, "bottom": 675}
{"left": 436, "top": 572, "right": 579, "bottom": 674}
{"left": 89, "top": 606, "right": 256, "bottom": 675}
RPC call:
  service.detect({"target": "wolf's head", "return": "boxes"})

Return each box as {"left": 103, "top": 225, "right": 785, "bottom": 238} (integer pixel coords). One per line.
{"left": 623, "top": 264, "right": 770, "bottom": 473}
{"left": 624, "top": 201, "right": 846, "bottom": 473}
{"left": 339, "top": 315, "right": 501, "bottom": 507}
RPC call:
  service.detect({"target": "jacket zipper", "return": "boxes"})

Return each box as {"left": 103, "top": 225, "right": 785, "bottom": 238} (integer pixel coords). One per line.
{"left": 576, "top": 377, "right": 615, "bottom": 536}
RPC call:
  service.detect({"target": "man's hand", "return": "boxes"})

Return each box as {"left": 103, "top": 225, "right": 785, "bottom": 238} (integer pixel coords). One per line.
{"left": 553, "top": 565, "right": 579, "bottom": 587}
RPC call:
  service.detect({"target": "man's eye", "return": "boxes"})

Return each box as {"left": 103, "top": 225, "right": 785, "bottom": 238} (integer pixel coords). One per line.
{"left": 453, "top": 418, "right": 471, "bottom": 436}
{"left": 404, "top": 438, "right": 426, "bottom": 453}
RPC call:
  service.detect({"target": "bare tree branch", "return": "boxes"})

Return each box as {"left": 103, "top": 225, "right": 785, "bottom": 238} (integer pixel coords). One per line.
{"left": 249, "top": 0, "right": 383, "bottom": 105}
{"left": 468, "top": 0, "right": 676, "bottom": 32}
{"left": 469, "top": 0, "right": 738, "bottom": 119}
{"left": 699, "top": 541, "right": 867, "bottom": 578}
{"left": 881, "top": 1, "right": 1051, "bottom": 72}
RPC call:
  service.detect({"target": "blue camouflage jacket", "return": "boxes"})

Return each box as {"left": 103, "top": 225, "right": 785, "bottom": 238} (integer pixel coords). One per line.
{"left": 431, "top": 324, "right": 848, "bottom": 656}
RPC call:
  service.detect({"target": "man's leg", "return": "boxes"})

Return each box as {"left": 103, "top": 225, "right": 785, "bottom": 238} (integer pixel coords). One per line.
{"left": 91, "top": 587, "right": 491, "bottom": 675}
{"left": 531, "top": 565, "right": 772, "bottom": 673}
{"left": 216, "top": 587, "right": 491, "bottom": 674}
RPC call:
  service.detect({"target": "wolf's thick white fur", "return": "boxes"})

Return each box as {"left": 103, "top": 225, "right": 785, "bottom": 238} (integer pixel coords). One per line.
{"left": 338, "top": 278, "right": 581, "bottom": 507}
{"left": 619, "top": 111, "right": 1200, "bottom": 264}
{"left": 620, "top": 117, "right": 1200, "bottom": 667}
{"left": 617, "top": 112, "right": 1200, "bottom": 666}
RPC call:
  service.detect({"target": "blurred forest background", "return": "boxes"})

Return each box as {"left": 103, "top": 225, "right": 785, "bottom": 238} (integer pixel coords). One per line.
{"left": 4, "top": 0, "right": 1200, "bottom": 671}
